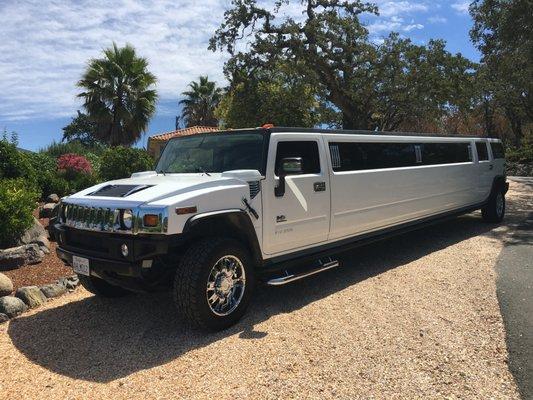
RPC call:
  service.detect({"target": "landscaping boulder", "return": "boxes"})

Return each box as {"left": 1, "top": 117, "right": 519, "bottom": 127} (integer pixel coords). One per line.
{"left": 15, "top": 286, "right": 47, "bottom": 308}
{"left": 0, "top": 244, "right": 45, "bottom": 270}
{"left": 39, "top": 203, "right": 58, "bottom": 219}
{"left": 18, "top": 217, "right": 50, "bottom": 253}
{"left": 0, "top": 296, "right": 28, "bottom": 318}
{"left": 0, "top": 313, "right": 8, "bottom": 323}
{"left": 0, "top": 273, "right": 13, "bottom": 296}
{"left": 59, "top": 275, "right": 80, "bottom": 291}
{"left": 39, "top": 283, "right": 67, "bottom": 299}
{"left": 46, "top": 193, "right": 60, "bottom": 203}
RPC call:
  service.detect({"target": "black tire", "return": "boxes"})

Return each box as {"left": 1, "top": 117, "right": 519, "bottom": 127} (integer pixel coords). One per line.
{"left": 173, "top": 238, "right": 255, "bottom": 331}
{"left": 78, "top": 274, "right": 132, "bottom": 298}
{"left": 481, "top": 188, "right": 506, "bottom": 223}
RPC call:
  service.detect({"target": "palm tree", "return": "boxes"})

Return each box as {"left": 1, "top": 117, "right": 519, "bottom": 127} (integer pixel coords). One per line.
{"left": 179, "top": 76, "right": 222, "bottom": 127}
{"left": 77, "top": 43, "right": 157, "bottom": 146}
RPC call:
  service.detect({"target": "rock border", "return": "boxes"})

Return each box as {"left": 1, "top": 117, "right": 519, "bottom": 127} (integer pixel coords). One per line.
{"left": 0, "top": 275, "right": 80, "bottom": 323}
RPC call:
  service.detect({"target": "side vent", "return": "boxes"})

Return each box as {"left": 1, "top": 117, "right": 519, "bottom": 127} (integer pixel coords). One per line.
{"left": 248, "top": 181, "right": 260, "bottom": 199}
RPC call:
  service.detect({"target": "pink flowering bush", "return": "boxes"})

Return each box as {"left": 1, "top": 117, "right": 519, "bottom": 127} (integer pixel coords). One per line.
{"left": 57, "top": 153, "right": 92, "bottom": 177}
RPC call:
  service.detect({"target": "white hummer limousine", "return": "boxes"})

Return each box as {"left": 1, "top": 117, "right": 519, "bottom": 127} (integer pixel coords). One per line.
{"left": 54, "top": 127, "right": 508, "bottom": 330}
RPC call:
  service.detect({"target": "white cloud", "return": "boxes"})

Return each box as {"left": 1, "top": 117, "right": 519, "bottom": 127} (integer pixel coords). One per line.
{"left": 0, "top": 0, "right": 228, "bottom": 121}
{"left": 368, "top": 16, "right": 424, "bottom": 34}
{"left": 451, "top": 1, "right": 470, "bottom": 14}
{"left": 366, "top": 1, "right": 428, "bottom": 36}
{"left": 0, "top": 0, "right": 434, "bottom": 122}
{"left": 377, "top": 1, "right": 429, "bottom": 17}
{"left": 428, "top": 15, "right": 448, "bottom": 24}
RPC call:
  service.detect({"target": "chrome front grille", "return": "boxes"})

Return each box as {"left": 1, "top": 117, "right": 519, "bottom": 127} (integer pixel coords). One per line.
{"left": 63, "top": 203, "right": 123, "bottom": 232}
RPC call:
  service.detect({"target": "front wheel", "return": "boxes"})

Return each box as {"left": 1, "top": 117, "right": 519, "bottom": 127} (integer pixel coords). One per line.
{"left": 173, "top": 238, "right": 255, "bottom": 331}
{"left": 481, "top": 189, "right": 506, "bottom": 223}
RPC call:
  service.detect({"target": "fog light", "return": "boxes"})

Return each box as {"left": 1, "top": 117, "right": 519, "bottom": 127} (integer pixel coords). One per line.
{"left": 143, "top": 214, "right": 159, "bottom": 227}
{"left": 120, "top": 243, "right": 129, "bottom": 257}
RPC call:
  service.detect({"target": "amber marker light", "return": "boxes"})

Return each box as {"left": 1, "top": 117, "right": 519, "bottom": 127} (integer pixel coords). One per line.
{"left": 143, "top": 214, "right": 159, "bottom": 227}
{"left": 175, "top": 206, "right": 198, "bottom": 215}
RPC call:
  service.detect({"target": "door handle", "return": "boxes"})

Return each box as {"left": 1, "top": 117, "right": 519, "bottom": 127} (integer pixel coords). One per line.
{"left": 489, "top": 164, "right": 493, "bottom": 170}
{"left": 314, "top": 182, "right": 326, "bottom": 192}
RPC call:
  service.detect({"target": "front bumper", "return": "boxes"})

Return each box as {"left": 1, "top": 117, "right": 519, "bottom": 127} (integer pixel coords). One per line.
{"left": 53, "top": 223, "right": 182, "bottom": 290}
{"left": 56, "top": 246, "right": 142, "bottom": 278}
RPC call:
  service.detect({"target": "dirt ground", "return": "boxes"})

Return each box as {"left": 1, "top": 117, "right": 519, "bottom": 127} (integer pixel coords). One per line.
{"left": 0, "top": 181, "right": 529, "bottom": 399}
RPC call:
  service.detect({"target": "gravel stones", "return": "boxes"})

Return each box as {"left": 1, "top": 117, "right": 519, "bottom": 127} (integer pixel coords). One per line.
{"left": 0, "top": 273, "right": 13, "bottom": 296}
{"left": 15, "top": 286, "right": 47, "bottom": 308}
{"left": 0, "top": 296, "right": 27, "bottom": 318}
{"left": 39, "top": 283, "right": 67, "bottom": 299}
{"left": 0, "top": 313, "right": 8, "bottom": 323}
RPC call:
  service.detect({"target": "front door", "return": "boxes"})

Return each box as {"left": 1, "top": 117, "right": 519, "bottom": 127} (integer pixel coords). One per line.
{"left": 262, "top": 134, "right": 331, "bottom": 255}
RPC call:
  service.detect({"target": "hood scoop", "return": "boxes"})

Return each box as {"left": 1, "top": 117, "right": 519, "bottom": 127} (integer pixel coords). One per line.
{"left": 89, "top": 184, "right": 153, "bottom": 198}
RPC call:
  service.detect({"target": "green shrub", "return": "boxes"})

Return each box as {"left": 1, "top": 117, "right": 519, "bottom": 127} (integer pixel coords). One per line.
{"left": 23, "top": 152, "right": 58, "bottom": 199}
{"left": 0, "top": 140, "right": 36, "bottom": 184}
{"left": 0, "top": 178, "right": 38, "bottom": 248}
{"left": 41, "top": 140, "right": 105, "bottom": 158}
{"left": 506, "top": 144, "right": 533, "bottom": 163}
{"left": 67, "top": 172, "right": 99, "bottom": 193}
{"left": 99, "top": 146, "right": 154, "bottom": 180}
{"left": 41, "top": 173, "right": 71, "bottom": 197}
{"left": 85, "top": 152, "right": 102, "bottom": 177}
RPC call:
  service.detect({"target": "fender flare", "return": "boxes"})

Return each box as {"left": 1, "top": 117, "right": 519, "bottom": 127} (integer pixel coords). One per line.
{"left": 485, "top": 175, "right": 508, "bottom": 205}
{"left": 182, "top": 209, "right": 263, "bottom": 266}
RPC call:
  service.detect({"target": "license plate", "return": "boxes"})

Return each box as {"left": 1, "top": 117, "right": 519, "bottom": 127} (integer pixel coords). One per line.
{"left": 72, "top": 255, "right": 90, "bottom": 276}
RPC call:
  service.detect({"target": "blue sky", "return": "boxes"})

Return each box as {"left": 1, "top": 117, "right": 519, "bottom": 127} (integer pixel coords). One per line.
{"left": 0, "top": 0, "right": 476, "bottom": 151}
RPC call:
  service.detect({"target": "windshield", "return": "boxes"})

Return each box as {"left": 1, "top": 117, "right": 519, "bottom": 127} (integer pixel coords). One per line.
{"left": 156, "top": 131, "right": 265, "bottom": 174}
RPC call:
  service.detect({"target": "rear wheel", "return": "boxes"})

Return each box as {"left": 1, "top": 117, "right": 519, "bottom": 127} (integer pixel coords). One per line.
{"left": 481, "top": 188, "right": 506, "bottom": 223}
{"left": 173, "top": 238, "right": 255, "bottom": 331}
{"left": 78, "top": 275, "right": 132, "bottom": 297}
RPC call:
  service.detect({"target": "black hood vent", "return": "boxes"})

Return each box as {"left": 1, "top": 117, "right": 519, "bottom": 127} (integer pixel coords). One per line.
{"left": 89, "top": 184, "right": 153, "bottom": 198}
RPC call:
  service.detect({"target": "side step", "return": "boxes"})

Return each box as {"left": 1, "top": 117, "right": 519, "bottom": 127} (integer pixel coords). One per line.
{"left": 266, "top": 257, "right": 340, "bottom": 286}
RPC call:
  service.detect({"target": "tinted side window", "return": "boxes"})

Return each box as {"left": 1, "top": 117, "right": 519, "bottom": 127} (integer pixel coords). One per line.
{"left": 476, "top": 142, "right": 489, "bottom": 161}
{"left": 491, "top": 142, "right": 505, "bottom": 159}
{"left": 275, "top": 141, "right": 320, "bottom": 175}
{"left": 329, "top": 142, "right": 416, "bottom": 171}
{"left": 420, "top": 143, "right": 470, "bottom": 165}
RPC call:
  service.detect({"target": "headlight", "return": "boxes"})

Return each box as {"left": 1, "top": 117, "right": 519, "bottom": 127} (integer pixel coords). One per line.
{"left": 121, "top": 209, "right": 133, "bottom": 230}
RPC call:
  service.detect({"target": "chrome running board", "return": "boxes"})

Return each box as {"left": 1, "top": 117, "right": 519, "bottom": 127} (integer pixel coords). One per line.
{"left": 266, "top": 258, "right": 340, "bottom": 286}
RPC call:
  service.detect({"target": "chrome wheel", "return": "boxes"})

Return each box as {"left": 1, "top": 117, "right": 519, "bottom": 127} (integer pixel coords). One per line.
{"left": 496, "top": 192, "right": 504, "bottom": 217}
{"left": 206, "top": 255, "right": 246, "bottom": 316}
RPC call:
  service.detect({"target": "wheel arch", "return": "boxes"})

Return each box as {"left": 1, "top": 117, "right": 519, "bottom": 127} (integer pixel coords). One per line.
{"left": 489, "top": 175, "right": 509, "bottom": 200}
{"left": 182, "top": 210, "right": 263, "bottom": 267}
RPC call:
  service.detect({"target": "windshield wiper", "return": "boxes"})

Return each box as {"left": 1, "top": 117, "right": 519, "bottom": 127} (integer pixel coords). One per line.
{"left": 195, "top": 166, "right": 211, "bottom": 176}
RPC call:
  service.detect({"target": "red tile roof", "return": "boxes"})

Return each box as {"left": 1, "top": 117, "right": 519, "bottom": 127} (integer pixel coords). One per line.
{"left": 149, "top": 125, "right": 219, "bottom": 142}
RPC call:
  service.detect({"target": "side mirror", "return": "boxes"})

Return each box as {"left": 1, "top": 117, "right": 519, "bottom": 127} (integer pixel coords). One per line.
{"left": 275, "top": 157, "right": 303, "bottom": 197}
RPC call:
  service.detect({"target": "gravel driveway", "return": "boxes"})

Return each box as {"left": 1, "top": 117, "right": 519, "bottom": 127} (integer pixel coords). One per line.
{"left": 1, "top": 182, "right": 529, "bottom": 399}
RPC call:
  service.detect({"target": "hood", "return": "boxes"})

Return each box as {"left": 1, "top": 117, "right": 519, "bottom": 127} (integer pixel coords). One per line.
{"left": 65, "top": 170, "right": 263, "bottom": 208}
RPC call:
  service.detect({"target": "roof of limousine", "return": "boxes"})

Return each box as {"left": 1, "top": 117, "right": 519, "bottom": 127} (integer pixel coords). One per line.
{"left": 269, "top": 127, "right": 497, "bottom": 139}
{"left": 183, "top": 126, "right": 496, "bottom": 140}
